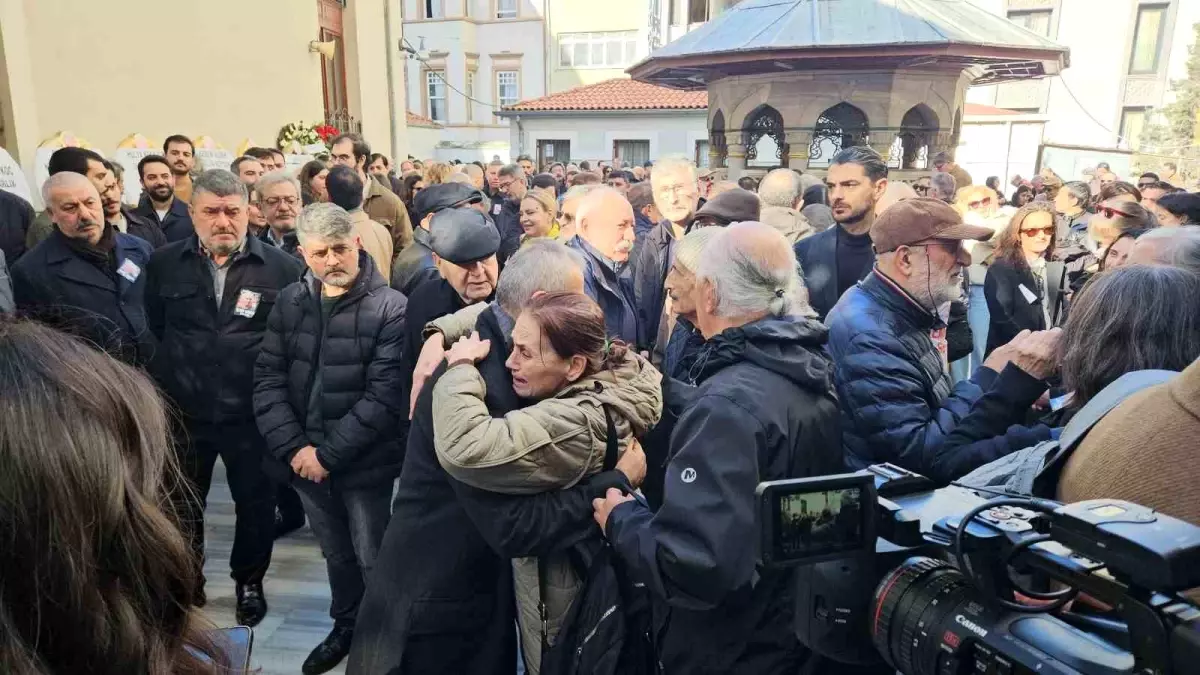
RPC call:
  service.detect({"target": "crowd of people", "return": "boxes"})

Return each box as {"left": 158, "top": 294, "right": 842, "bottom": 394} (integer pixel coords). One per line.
{"left": 1, "top": 130, "right": 1199, "bottom": 675}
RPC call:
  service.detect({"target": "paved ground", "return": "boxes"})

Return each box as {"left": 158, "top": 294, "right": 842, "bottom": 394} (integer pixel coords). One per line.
{"left": 200, "top": 460, "right": 346, "bottom": 675}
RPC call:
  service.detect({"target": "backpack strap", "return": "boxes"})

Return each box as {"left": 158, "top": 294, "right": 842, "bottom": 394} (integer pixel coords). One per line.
{"left": 1034, "top": 369, "right": 1177, "bottom": 493}
{"left": 1045, "top": 261, "right": 1067, "bottom": 326}
{"left": 603, "top": 403, "right": 619, "bottom": 472}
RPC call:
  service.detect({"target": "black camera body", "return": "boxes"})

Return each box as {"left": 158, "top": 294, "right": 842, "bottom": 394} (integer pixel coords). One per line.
{"left": 756, "top": 464, "right": 1200, "bottom": 675}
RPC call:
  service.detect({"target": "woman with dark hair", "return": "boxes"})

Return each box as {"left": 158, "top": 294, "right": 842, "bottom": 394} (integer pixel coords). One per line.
{"left": 0, "top": 319, "right": 231, "bottom": 674}
{"left": 1059, "top": 265, "right": 1200, "bottom": 409}
{"left": 984, "top": 203, "right": 1060, "bottom": 355}
{"left": 299, "top": 160, "right": 329, "bottom": 205}
{"left": 1153, "top": 191, "right": 1200, "bottom": 226}
{"left": 985, "top": 175, "right": 1007, "bottom": 205}
{"left": 1011, "top": 184, "right": 1034, "bottom": 207}
{"left": 431, "top": 292, "right": 662, "bottom": 673}
{"left": 1095, "top": 180, "right": 1142, "bottom": 205}
{"left": 399, "top": 173, "right": 425, "bottom": 226}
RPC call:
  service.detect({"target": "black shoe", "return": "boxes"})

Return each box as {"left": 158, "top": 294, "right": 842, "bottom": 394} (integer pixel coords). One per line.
{"left": 235, "top": 582, "right": 267, "bottom": 627}
{"left": 301, "top": 625, "right": 354, "bottom": 675}
{"left": 274, "top": 508, "right": 306, "bottom": 540}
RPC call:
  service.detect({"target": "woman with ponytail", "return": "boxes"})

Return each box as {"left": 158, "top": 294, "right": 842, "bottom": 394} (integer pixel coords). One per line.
{"left": 431, "top": 291, "right": 662, "bottom": 672}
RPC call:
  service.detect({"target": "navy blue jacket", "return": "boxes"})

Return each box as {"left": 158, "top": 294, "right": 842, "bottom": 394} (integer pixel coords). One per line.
{"left": 0, "top": 188, "right": 34, "bottom": 263}
{"left": 144, "top": 234, "right": 304, "bottom": 425}
{"left": 568, "top": 236, "right": 639, "bottom": 344}
{"left": 12, "top": 229, "right": 155, "bottom": 365}
{"left": 134, "top": 194, "right": 194, "bottom": 243}
{"left": 606, "top": 316, "right": 842, "bottom": 674}
{"left": 253, "top": 252, "right": 407, "bottom": 488}
{"left": 631, "top": 220, "right": 673, "bottom": 351}
{"left": 794, "top": 225, "right": 874, "bottom": 321}
{"left": 827, "top": 269, "right": 1052, "bottom": 484}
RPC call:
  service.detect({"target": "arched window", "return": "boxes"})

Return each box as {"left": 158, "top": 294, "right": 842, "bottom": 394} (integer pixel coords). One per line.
{"left": 744, "top": 105, "right": 787, "bottom": 168}
{"left": 808, "top": 102, "right": 869, "bottom": 168}
{"left": 710, "top": 109, "right": 727, "bottom": 168}
{"left": 891, "top": 104, "right": 939, "bottom": 170}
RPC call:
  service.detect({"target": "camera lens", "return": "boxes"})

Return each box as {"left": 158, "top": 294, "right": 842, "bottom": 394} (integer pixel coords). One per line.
{"left": 871, "top": 556, "right": 982, "bottom": 675}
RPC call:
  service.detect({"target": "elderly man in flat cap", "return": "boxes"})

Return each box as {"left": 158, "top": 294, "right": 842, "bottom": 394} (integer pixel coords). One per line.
{"left": 825, "top": 197, "right": 1061, "bottom": 485}
{"left": 391, "top": 182, "right": 485, "bottom": 296}
{"left": 398, "top": 207, "right": 500, "bottom": 402}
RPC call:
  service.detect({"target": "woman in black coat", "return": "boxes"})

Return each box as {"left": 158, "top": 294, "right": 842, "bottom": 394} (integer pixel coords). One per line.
{"left": 983, "top": 202, "right": 1059, "bottom": 355}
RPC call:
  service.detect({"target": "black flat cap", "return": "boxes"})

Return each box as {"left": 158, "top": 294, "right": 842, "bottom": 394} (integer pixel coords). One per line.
{"left": 415, "top": 182, "right": 483, "bottom": 221}
{"left": 430, "top": 208, "right": 501, "bottom": 264}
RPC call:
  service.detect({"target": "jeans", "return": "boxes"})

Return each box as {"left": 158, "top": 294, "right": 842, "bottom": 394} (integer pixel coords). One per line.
{"left": 295, "top": 479, "right": 393, "bottom": 626}
{"left": 177, "top": 421, "right": 276, "bottom": 585}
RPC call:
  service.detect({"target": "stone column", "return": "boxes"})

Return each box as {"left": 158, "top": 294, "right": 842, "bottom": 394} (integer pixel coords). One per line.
{"left": 726, "top": 144, "right": 747, "bottom": 180}
{"left": 869, "top": 136, "right": 895, "bottom": 167}
{"left": 785, "top": 130, "right": 812, "bottom": 172}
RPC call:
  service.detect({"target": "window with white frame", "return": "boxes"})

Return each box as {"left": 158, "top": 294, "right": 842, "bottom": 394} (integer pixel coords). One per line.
{"left": 426, "top": 70, "right": 447, "bottom": 122}
{"left": 614, "top": 139, "right": 650, "bottom": 167}
{"left": 496, "top": 70, "right": 519, "bottom": 109}
{"left": 496, "top": 0, "right": 517, "bottom": 19}
{"left": 465, "top": 70, "right": 475, "bottom": 123}
{"left": 558, "top": 31, "right": 639, "bottom": 69}
{"left": 424, "top": 0, "right": 444, "bottom": 19}
{"left": 1006, "top": 9, "right": 1052, "bottom": 38}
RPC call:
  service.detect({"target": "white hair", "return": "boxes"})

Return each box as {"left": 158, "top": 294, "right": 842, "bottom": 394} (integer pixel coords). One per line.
{"left": 255, "top": 169, "right": 302, "bottom": 198}
{"left": 41, "top": 171, "right": 95, "bottom": 207}
{"left": 296, "top": 202, "right": 354, "bottom": 243}
{"left": 496, "top": 239, "right": 586, "bottom": 316}
{"left": 649, "top": 155, "right": 698, "bottom": 189}
{"left": 694, "top": 222, "right": 810, "bottom": 318}
{"left": 757, "top": 169, "right": 803, "bottom": 208}
{"left": 574, "top": 186, "right": 626, "bottom": 230}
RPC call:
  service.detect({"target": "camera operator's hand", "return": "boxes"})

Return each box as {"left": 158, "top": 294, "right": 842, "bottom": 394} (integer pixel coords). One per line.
{"left": 615, "top": 438, "right": 647, "bottom": 489}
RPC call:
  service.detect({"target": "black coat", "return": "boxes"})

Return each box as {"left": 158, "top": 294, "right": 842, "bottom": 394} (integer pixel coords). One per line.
{"left": 134, "top": 194, "right": 194, "bottom": 243}
{"left": 494, "top": 198, "right": 522, "bottom": 267}
{"left": 0, "top": 188, "right": 34, "bottom": 263}
{"left": 391, "top": 227, "right": 439, "bottom": 297}
{"left": 144, "top": 235, "right": 304, "bottom": 425}
{"left": 257, "top": 227, "right": 303, "bottom": 260}
{"left": 399, "top": 277, "right": 473, "bottom": 405}
{"left": 631, "top": 220, "right": 673, "bottom": 352}
{"left": 348, "top": 304, "right": 622, "bottom": 675}
{"left": 11, "top": 229, "right": 155, "bottom": 365}
{"left": 254, "top": 252, "right": 408, "bottom": 488}
{"left": 120, "top": 206, "right": 168, "bottom": 248}
{"left": 794, "top": 225, "right": 874, "bottom": 321}
{"left": 826, "top": 270, "right": 1052, "bottom": 484}
{"left": 983, "top": 258, "right": 1047, "bottom": 355}
{"left": 606, "top": 316, "right": 843, "bottom": 675}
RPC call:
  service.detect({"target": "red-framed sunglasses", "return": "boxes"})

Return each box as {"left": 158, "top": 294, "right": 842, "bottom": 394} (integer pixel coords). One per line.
{"left": 1096, "top": 204, "right": 1134, "bottom": 219}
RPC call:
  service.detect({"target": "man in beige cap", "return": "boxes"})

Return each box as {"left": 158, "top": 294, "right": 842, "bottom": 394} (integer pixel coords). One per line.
{"left": 826, "top": 197, "right": 1061, "bottom": 484}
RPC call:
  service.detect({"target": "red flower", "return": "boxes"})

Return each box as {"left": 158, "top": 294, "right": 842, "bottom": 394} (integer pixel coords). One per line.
{"left": 315, "top": 124, "right": 340, "bottom": 141}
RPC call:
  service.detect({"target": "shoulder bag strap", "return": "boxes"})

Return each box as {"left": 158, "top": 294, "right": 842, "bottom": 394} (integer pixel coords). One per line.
{"left": 603, "top": 403, "right": 619, "bottom": 472}
{"left": 1045, "top": 261, "right": 1066, "bottom": 326}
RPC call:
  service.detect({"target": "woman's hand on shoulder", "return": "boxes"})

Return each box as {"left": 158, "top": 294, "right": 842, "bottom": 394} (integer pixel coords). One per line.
{"left": 446, "top": 331, "right": 492, "bottom": 368}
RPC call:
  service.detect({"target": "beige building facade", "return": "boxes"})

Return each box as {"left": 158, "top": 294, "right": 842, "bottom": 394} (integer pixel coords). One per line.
{"left": 0, "top": 0, "right": 408, "bottom": 200}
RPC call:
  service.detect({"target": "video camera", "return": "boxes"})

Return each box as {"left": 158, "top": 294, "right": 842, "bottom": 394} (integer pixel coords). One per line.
{"left": 756, "top": 464, "right": 1200, "bottom": 675}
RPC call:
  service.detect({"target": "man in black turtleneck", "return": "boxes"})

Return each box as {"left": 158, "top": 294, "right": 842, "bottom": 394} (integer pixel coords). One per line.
{"left": 794, "top": 146, "right": 889, "bottom": 321}
{"left": 11, "top": 172, "right": 155, "bottom": 365}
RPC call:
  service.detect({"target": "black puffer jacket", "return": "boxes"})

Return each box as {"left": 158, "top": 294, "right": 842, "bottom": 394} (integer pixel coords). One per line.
{"left": 253, "top": 252, "right": 407, "bottom": 488}
{"left": 145, "top": 235, "right": 304, "bottom": 424}
{"left": 827, "top": 269, "right": 1052, "bottom": 484}
{"left": 606, "top": 316, "right": 843, "bottom": 675}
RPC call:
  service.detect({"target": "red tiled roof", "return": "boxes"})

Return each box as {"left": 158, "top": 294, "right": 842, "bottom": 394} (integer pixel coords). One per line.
{"left": 963, "top": 103, "right": 1024, "bottom": 116}
{"left": 406, "top": 110, "right": 442, "bottom": 127}
{"left": 504, "top": 78, "right": 709, "bottom": 112}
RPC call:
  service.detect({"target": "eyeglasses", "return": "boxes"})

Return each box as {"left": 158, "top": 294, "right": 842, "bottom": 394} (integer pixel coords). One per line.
{"left": 968, "top": 197, "right": 993, "bottom": 209}
{"left": 263, "top": 196, "right": 299, "bottom": 207}
{"left": 1096, "top": 205, "right": 1134, "bottom": 219}
{"left": 1020, "top": 226, "right": 1056, "bottom": 238}
{"left": 913, "top": 185, "right": 930, "bottom": 194}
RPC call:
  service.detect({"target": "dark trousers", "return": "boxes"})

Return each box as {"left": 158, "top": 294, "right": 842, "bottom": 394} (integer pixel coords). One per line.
{"left": 294, "top": 478, "right": 393, "bottom": 626}
{"left": 177, "top": 420, "right": 276, "bottom": 585}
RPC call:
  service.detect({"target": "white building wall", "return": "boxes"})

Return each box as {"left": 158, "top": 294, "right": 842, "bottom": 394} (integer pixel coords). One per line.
{"left": 507, "top": 112, "right": 707, "bottom": 165}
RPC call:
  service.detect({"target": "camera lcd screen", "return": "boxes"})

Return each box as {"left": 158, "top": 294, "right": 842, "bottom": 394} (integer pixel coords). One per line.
{"left": 774, "top": 486, "right": 867, "bottom": 562}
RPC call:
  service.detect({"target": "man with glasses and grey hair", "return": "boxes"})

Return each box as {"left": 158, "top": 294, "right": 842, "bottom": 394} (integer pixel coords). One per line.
{"left": 144, "top": 169, "right": 304, "bottom": 628}
{"left": 255, "top": 203, "right": 407, "bottom": 675}
{"left": 593, "top": 221, "right": 842, "bottom": 675}
{"left": 256, "top": 170, "right": 304, "bottom": 259}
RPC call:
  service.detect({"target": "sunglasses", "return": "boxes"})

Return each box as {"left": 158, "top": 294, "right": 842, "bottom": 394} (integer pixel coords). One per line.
{"left": 1096, "top": 205, "right": 1134, "bottom": 219}
{"left": 913, "top": 185, "right": 930, "bottom": 194}
{"left": 1020, "top": 226, "right": 1055, "bottom": 237}
{"left": 968, "top": 197, "right": 993, "bottom": 209}
{"left": 1138, "top": 181, "right": 1155, "bottom": 188}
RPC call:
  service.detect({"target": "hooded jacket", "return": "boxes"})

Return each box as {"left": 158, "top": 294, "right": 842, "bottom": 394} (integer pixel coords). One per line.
{"left": 432, "top": 351, "right": 663, "bottom": 671}
{"left": 606, "top": 316, "right": 842, "bottom": 675}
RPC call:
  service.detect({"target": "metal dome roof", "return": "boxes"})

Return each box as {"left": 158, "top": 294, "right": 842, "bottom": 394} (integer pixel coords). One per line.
{"left": 630, "top": 0, "right": 1069, "bottom": 89}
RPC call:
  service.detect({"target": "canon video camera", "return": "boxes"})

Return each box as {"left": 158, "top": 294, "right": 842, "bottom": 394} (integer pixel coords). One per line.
{"left": 756, "top": 464, "right": 1200, "bottom": 675}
